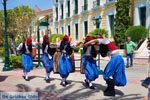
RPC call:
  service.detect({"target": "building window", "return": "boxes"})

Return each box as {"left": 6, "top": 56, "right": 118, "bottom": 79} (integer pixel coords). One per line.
{"left": 61, "top": 4, "right": 64, "bottom": 19}
{"left": 109, "top": 15, "right": 114, "bottom": 36}
{"left": 84, "top": 21, "right": 88, "bottom": 37}
{"left": 140, "top": 7, "right": 146, "bottom": 27}
{"left": 83, "top": 0, "right": 88, "bottom": 11}
{"left": 67, "top": 0, "right": 70, "bottom": 17}
{"left": 68, "top": 25, "right": 71, "bottom": 36}
{"left": 56, "top": 7, "right": 58, "bottom": 21}
{"left": 61, "top": 26, "right": 64, "bottom": 34}
{"left": 56, "top": 27, "right": 58, "bottom": 34}
{"left": 56, "top": 0, "right": 58, "bottom": 3}
{"left": 75, "top": 23, "right": 78, "bottom": 41}
{"left": 74, "top": 0, "right": 78, "bottom": 14}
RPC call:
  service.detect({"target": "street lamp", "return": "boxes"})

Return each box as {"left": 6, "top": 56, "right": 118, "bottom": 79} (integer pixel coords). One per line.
{"left": 2, "top": 0, "right": 12, "bottom": 71}
{"left": 92, "top": 15, "right": 103, "bottom": 74}
{"left": 37, "top": 21, "right": 49, "bottom": 68}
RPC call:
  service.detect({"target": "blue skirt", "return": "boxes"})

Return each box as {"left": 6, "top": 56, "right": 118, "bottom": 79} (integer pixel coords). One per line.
{"left": 41, "top": 54, "right": 53, "bottom": 73}
{"left": 59, "top": 55, "right": 72, "bottom": 78}
{"left": 82, "top": 57, "right": 99, "bottom": 81}
{"left": 22, "top": 54, "right": 33, "bottom": 72}
{"left": 103, "top": 55, "right": 127, "bottom": 86}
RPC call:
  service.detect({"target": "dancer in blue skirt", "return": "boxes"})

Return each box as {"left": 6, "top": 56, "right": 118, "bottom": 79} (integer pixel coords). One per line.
{"left": 83, "top": 36, "right": 99, "bottom": 89}
{"left": 17, "top": 37, "right": 33, "bottom": 81}
{"left": 58, "top": 35, "right": 82, "bottom": 87}
{"left": 41, "top": 35, "right": 56, "bottom": 83}
{"left": 83, "top": 36, "right": 127, "bottom": 96}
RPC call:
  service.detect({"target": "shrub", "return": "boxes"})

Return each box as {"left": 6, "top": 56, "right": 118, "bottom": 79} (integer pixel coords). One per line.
{"left": 49, "top": 34, "right": 57, "bottom": 42}
{"left": 88, "top": 28, "right": 108, "bottom": 39}
{"left": 51, "top": 34, "right": 64, "bottom": 43}
{"left": 125, "top": 25, "right": 147, "bottom": 42}
{"left": 9, "top": 56, "right": 23, "bottom": 69}
{"left": 0, "top": 47, "right": 4, "bottom": 57}
{"left": 74, "top": 46, "right": 80, "bottom": 53}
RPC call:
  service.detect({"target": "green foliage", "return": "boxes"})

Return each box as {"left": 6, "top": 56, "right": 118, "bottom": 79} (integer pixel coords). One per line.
{"left": 9, "top": 56, "right": 23, "bottom": 69}
{"left": 74, "top": 46, "right": 80, "bottom": 53}
{"left": 49, "top": 34, "right": 57, "bottom": 42}
{"left": 125, "top": 25, "right": 147, "bottom": 42}
{"left": 0, "top": 47, "right": 4, "bottom": 57}
{"left": 114, "top": 0, "right": 131, "bottom": 46}
{"left": 88, "top": 28, "right": 108, "bottom": 39}
{"left": 51, "top": 34, "right": 64, "bottom": 43}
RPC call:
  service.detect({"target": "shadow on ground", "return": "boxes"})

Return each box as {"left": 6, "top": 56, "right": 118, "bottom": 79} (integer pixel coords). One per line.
{"left": 9, "top": 78, "right": 144, "bottom": 100}
{"left": 0, "top": 75, "right": 8, "bottom": 82}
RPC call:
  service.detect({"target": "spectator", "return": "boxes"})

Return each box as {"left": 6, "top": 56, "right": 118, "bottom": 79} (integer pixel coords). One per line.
{"left": 125, "top": 37, "right": 137, "bottom": 68}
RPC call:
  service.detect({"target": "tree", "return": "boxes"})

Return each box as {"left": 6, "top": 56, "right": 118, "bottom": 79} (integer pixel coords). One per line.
{"left": 114, "top": 0, "right": 131, "bottom": 47}
{"left": 88, "top": 28, "right": 108, "bottom": 39}
{"left": 44, "top": 14, "right": 51, "bottom": 34}
{"left": 0, "top": 6, "right": 36, "bottom": 55}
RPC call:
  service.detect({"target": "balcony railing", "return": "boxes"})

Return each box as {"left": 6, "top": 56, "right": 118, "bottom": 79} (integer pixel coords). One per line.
{"left": 93, "top": 1, "right": 100, "bottom": 8}
{"left": 82, "top": 4, "right": 88, "bottom": 12}
{"left": 74, "top": 9, "right": 78, "bottom": 15}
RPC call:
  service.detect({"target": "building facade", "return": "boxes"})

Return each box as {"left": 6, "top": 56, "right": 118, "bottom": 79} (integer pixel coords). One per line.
{"left": 31, "top": 8, "right": 53, "bottom": 42}
{"left": 52, "top": 0, "right": 150, "bottom": 42}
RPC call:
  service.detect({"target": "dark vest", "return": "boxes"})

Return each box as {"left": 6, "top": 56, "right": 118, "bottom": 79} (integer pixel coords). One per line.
{"left": 99, "top": 44, "right": 109, "bottom": 57}
{"left": 60, "top": 40, "right": 72, "bottom": 56}
{"left": 21, "top": 43, "right": 32, "bottom": 54}
{"left": 42, "top": 43, "right": 56, "bottom": 56}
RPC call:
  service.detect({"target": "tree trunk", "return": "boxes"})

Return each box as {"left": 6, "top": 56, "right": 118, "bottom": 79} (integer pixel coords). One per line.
{"left": 11, "top": 38, "right": 17, "bottom": 55}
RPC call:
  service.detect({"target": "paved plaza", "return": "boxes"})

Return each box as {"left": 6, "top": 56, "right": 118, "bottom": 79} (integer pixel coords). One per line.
{"left": 0, "top": 58, "right": 148, "bottom": 100}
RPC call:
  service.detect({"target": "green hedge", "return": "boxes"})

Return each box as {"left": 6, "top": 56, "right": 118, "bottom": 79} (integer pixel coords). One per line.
{"left": 74, "top": 46, "right": 80, "bottom": 53}
{"left": 9, "top": 56, "right": 23, "bottom": 69}
{"left": 9, "top": 56, "right": 38, "bottom": 69}
{"left": 125, "top": 25, "right": 147, "bottom": 42}
{"left": 49, "top": 34, "right": 57, "bottom": 42}
{"left": 88, "top": 28, "right": 108, "bottom": 39}
{"left": 51, "top": 34, "right": 64, "bottom": 43}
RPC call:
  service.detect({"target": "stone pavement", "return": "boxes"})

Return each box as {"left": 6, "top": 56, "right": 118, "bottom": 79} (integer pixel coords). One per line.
{"left": 0, "top": 60, "right": 148, "bottom": 100}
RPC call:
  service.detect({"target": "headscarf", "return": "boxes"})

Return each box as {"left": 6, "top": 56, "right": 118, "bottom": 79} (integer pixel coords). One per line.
{"left": 63, "top": 34, "right": 69, "bottom": 42}
{"left": 85, "top": 36, "right": 92, "bottom": 42}
{"left": 43, "top": 35, "right": 49, "bottom": 44}
{"left": 27, "top": 37, "right": 32, "bottom": 47}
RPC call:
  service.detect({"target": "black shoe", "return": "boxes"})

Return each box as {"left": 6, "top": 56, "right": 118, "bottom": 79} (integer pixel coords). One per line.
{"left": 65, "top": 81, "right": 69, "bottom": 85}
{"left": 84, "top": 79, "right": 89, "bottom": 86}
{"left": 22, "top": 75, "right": 25, "bottom": 79}
{"left": 126, "top": 65, "right": 129, "bottom": 68}
{"left": 89, "top": 85, "right": 95, "bottom": 89}
{"left": 130, "top": 65, "right": 133, "bottom": 67}
{"left": 104, "top": 90, "right": 115, "bottom": 96}
{"left": 45, "top": 78, "right": 50, "bottom": 83}
{"left": 25, "top": 77, "right": 29, "bottom": 81}
{"left": 104, "top": 79, "right": 115, "bottom": 96}
{"left": 60, "top": 82, "right": 66, "bottom": 87}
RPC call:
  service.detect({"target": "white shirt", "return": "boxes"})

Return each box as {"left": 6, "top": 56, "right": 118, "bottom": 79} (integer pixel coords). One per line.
{"left": 57, "top": 42, "right": 77, "bottom": 53}
{"left": 17, "top": 43, "right": 32, "bottom": 54}
{"left": 97, "top": 38, "right": 119, "bottom": 58}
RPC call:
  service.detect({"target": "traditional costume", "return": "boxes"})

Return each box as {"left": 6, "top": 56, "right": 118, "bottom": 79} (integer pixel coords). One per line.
{"left": 58, "top": 35, "right": 76, "bottom": 87}
{"left": 97, "top": 37, "right": 126, "bottom": 96}
{"left": 41, "top": 35, "right": 56, "bottom": 82}
{"left": 17, "top": 37, "right": 33, "bottom": 81}
{"left": 83, "top": 36, "right": 99, "bottom": 89}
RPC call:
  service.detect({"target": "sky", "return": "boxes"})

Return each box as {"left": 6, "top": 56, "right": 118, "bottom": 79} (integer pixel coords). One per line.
{"left": 0, "top": 0, "right": 53, "bottom": 10}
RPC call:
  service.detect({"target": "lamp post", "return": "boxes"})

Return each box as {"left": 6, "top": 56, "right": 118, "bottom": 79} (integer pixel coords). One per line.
{"left": 92, "top": 15, "right": 103, "bottom": 74}
{"left": 2, "top": 0, "right": 12, "bottom": 71}
{"left": 37, "top": 21, "right": 49, "bottom": 68}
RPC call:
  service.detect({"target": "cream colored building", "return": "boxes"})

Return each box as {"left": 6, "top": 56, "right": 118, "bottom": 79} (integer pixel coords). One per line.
{"left": 31, "top": 8, "right": 53, "bottom": 42}
{"left": 52, "top": 0, "right": 150, "bottom": 42}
